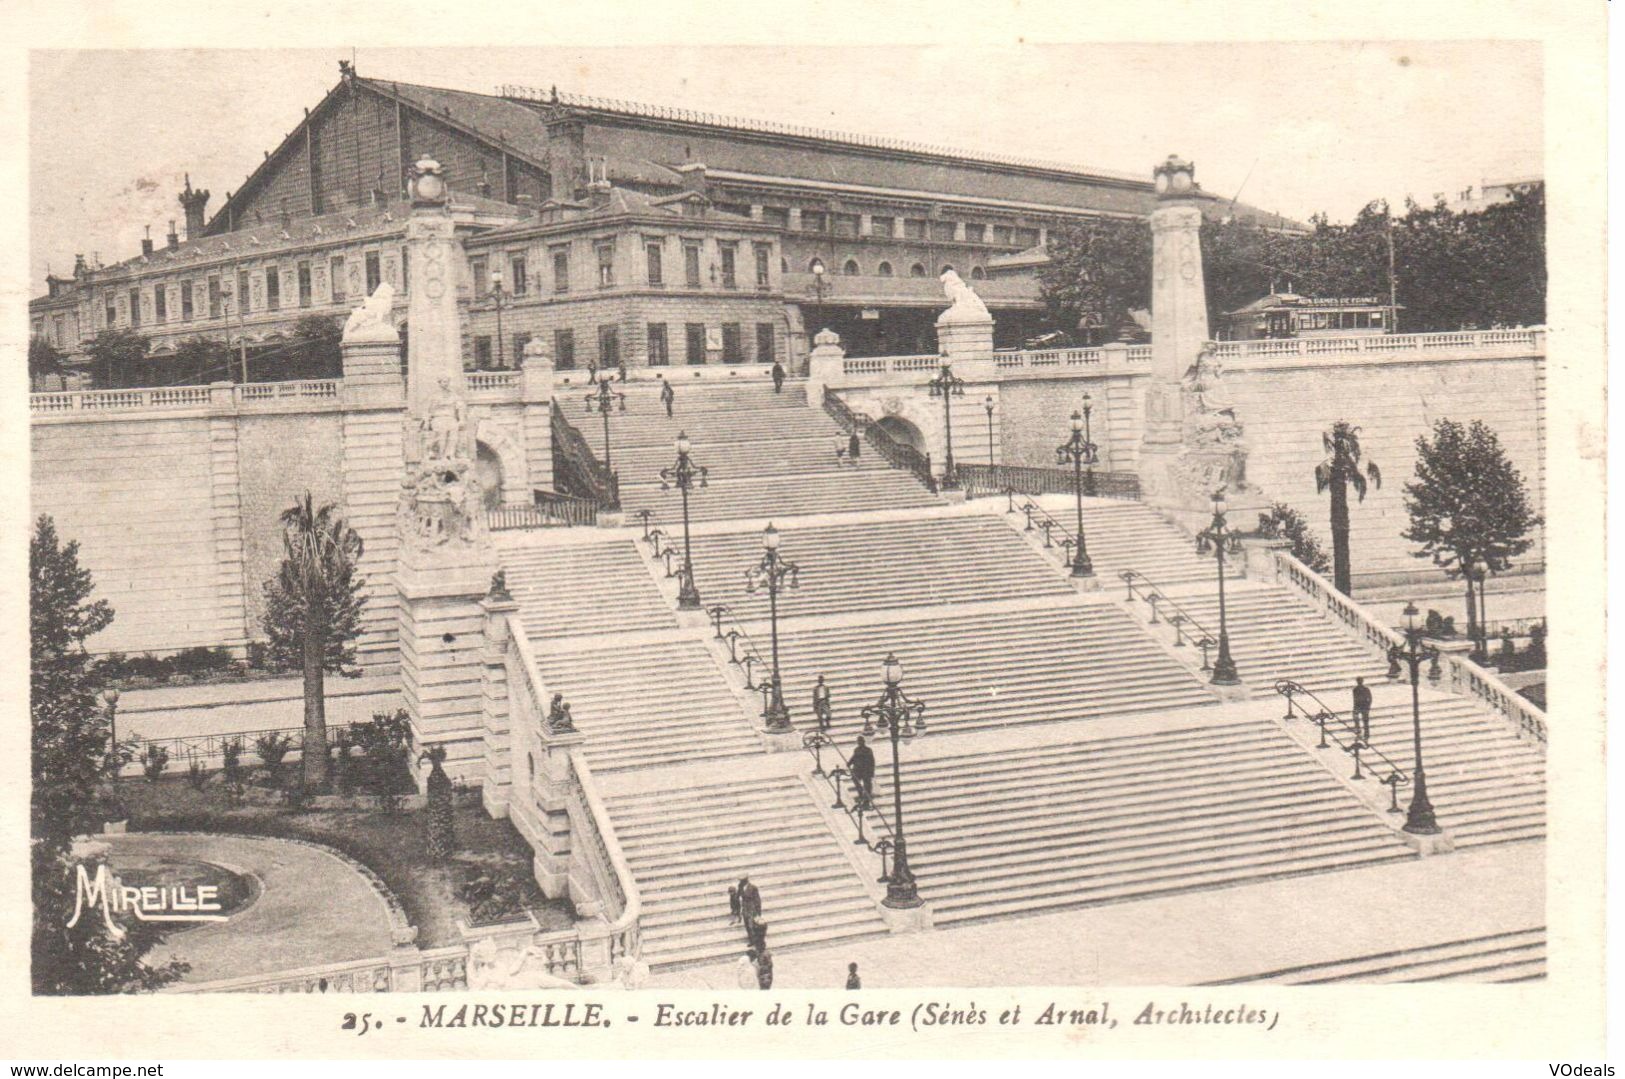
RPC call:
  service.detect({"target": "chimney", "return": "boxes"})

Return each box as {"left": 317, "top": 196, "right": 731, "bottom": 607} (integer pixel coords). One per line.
{"left": 677, "top": 162, "right": 708, "bottom": 195}
{"left": 166, "top": 219, "right": 180, "bottom": 251}
{"left": 73, "top": 254, "right": 87, "bottom": 278}
{"left": 179, "top": 173, "right": 211, "bottom": 241}
{"left": 141, "top": 226, "right": 154, "bottom": 257}
{"left": 584, "top": 157, "right": 612, "bottom": 207}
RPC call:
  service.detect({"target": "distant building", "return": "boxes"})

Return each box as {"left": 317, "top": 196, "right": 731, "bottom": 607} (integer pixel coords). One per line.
{"left": 1446, "top": 177, "right": 1543, "bottom": 214}
{"left": 33, "top": 62, "right": 1291, "bottom": 385}
{"left": 1222, "top": 292, "right": 1398, "bottom": 341}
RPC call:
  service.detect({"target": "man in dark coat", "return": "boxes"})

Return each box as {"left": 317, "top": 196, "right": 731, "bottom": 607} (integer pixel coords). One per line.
{"left": 812, "top": 675, "right": 832, "bottom": 730}
{"left": 1352, "top": 676, "right": 1373, "bottom": 744}
{"left": 728, "top": 883, "right": 741, "bottom": 924}
{"left": 738, "top": 875, "right": 762, "bottom": 927}
{"left": 755, "top": 945, "right": 774, "bottom": 989}
{"left": 847, "top": 430, "right": 862, "bottom": 465}
{"left": 848, "top": 736, "right": 876, "bottom": 809}
{"left": 661, "top": 379, "right": 675, "bottom": 417}
{"left": 771, "top": 360, "right": 786, "bottom": 393}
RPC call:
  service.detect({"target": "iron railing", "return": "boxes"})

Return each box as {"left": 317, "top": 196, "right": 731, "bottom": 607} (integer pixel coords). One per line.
{"left": 1006, "top": 493, "right": 1104, "bottom": 582}
{"left": 124, "top": 723, "right": 358, "bottom": 776}
{"left": 706, "top": 604, "right": 775, "bottom": 707}
{"left": 962, "top": 463, "right": 1140, "bottom": 501}
{"left": 1118, "top": 569, "right": 1223, "bottom": 671}
{"left": 1275, "top": 679, "right": 1411, "bottom": 811}
{"left": 550, "top": 401, "right": 620, "bottom": 509}
{"left": 488, "top": 490, "right": 600, "bottom": 530}
{"left": 822, "top": 387, "right": 937, "bottom": 493}
{"left": 801, "top": 730, "right": 899, "bottom": 878}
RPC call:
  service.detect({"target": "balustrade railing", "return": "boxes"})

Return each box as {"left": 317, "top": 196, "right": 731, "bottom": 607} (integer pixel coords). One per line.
{"left": 1275, "top": 679, "right": 1411, "bottom": 810}
{"left": 568, "top": 750, "right": 642, "bottom": 965}
{"left": 550, "top": 400, "right": 620, "bottom": 509}
{"left": 1271, "top": 550, "right": 1547, "bottom": 748}
{"left": 962, "top": 464, "right": 1140, "bottom": 501}
{"left": 124, "top": 723, "right": 358, "bottom": 777}
{"left": 467, "top": 370, "right": 521, "bottom": 393}
{"left": 1117, "top": 569, "right": 1222, "bottom": 671}
{"left": 821, "top": 387, "right": 937, "bottom": 493}
{"left": 30, "top": 380, "right": 343, "bottom": 414}
{"left": 1209, "top": 328, "right": 1539, "bottom": 363}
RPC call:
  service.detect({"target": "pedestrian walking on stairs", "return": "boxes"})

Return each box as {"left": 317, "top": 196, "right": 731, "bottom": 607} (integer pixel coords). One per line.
{"left": 661, "top": 379, "right": 675, "bottom": 418}
{"left": 1352, "top": 676, "right": 1373, "bottom": 744}
{"left": 756, "top": 946, "right": 774, "bottom": 989}
{"left": 848, "top": 736, "right": 876, "bottom": 810}
{"left": 848, "top": 429, "right": 862, "bottom": 465}
{"left": 812, "top": 674, "right": 833, "bottom": 730}
{"left": 728, "top": 883, "right": 741, "bottom": 924}
{"left": 771, "top": 360, "right": 786, "bottom": 394}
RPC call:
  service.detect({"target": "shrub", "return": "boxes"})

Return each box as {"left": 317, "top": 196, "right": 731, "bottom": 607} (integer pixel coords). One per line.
{"left": 127, "top": 653, "right": 172, "bottom": 682}
{"left": 456, "top": 860, "right": 539, "bottom": 926}
{"left": 170, "top": 646, "right": 234, "bottom": 679}
{"left": 348, "top": 710, "right": 415, "bottom": 812}
{"left": 141, "top": 743, "right": 170, "bottom": 784}
{"left": 253, "top": 731, "right": 293, "bottom": 780}
{"left": 221, "top": 738, "right": 245, "bottom": 804}
{"left": 1528, "top": 622, "right": 1547, "bottom": 667}
{"left": 185, "top": 756, "right": 206, "bottom": 790}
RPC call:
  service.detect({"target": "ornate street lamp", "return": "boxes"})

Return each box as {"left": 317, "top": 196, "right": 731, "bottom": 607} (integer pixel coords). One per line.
{"left": 584, "top": 377, "right": 626, "bottom": 472}
{"left": 745, "top": 523, "right": 800, "bottom": 732}
{"left": 491, "top": 265, "right": 507, "bottom": 370}
{"left": 1195, "top": 489, "right": 1244, "bottom": 686}
{"left": 1080, "top": 391, "right": 1097, "bottom": 496}
{"left": 1055, "top": 409, "right": 1097, "bottom": 579}
{"left": 102, "top": 688, "right": 121, "bottom": 778}
{"left": 810, "top": 258, "right": 827, "bottom": 335}
{"left": 982, "top": 395, "right": 995, "bottom": 463}
{"left": 859, "top": 653, "right": 926, "bottom": 909}
{"left": 659, "top": 431, "right": 707, "bottom": 609}
{"left": 926, "top": 355, "right": 966, "bottom": 489}
{"left": 1389, "top": 602, "right": 1442, "bottom": 835}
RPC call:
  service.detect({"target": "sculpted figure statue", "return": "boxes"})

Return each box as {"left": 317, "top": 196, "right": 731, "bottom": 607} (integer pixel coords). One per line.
{"left": 939, "top": 269, "right": 991, "bottom": 322}
{"left": 422, "top": 378, "right": 467, "bottom": 462}
{"left": 342, "top": 282, "right": 396, "bottom": 339}
{"left": 466, "top": 938, "right": 579, "bottom": 991}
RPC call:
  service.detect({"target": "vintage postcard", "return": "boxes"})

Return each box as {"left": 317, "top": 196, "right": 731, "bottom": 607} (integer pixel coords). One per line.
{"left": 1, "top": 0, "right": 1608, "bottom": 1063}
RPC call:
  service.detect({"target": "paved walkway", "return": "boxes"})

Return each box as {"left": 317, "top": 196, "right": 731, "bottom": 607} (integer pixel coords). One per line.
{"left": 651, "top": 841, "right": 1543, "bottom": 989}
{"left": 116, "top": 675, "right": 401, "bottom": 741}
{"left": 101, "top": 832, "right": 398, "bottom": 984}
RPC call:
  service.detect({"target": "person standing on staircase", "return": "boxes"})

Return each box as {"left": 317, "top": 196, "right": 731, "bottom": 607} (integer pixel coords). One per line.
{"left": 812, "top": 675, "right": 833, "bottom": 730}
{"left": 661, "top": 379, "right": 675, "bottom": 418}
{"left": 617, "top": 359, "right": 628, "bottom": 383}
{"left": 848, "top": 429, "right": 862, "bottom": 466}
{"left": 738, "top": 874, "right": 762, "bottom": 936}
{"left": 736, "top": 949, "right": 760, "bottom": 990}
{"left": 849, "top": 736, "right": 876, "bottom": 810}
{"left": 755, "top": 944, "right": 774, "bottom": 989}
{"left": 1352, "top": 676, "right": 1373, "bottom": 744}
{"left": 771, "top": 360, "right": 786, "bottom": 394}
{"left": 845, "top": 962, "right": 861, "bottom": 990}
{"left": 587, "top": 360, "right": 599, "bottom": 384}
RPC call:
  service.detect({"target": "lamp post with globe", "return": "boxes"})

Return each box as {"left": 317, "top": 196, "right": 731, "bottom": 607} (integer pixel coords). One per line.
{"left": 745, "top": 523, "right": 800, "bottom": 732}
{"left": 659, "top": 432, "right": 707, "bottom": 609}
{"left": 860, "top": 653, "right": 926, "bottom": 909}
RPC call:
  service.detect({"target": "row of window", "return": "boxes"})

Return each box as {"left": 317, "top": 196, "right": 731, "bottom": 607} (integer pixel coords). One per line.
{"left": 473, "top": 322, "right": 778, "bottom": 370}
{"left": 106, "top": 251, "right": 390, "bottom": 330}
{"left": 470, "top": 240, "right": 775, "bottom": 299}
{"left": 758, "top": 205, "right": 1041, "bottom": 246}
{"left": 814, "top": 258, "right": 987, "bottom": 280}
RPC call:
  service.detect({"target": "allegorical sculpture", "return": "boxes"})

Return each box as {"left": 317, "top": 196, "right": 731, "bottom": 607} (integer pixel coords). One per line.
{"left": 342, "top": 281, "right": 397, "bottom": 342}
{"left": 1172, "top": 344, "right": 1254, "bottom": 495}
{"left": 399, "top": 377, "right": 485, "bottom": 553}
{"left": 466, "top": 937, "right": 580, "bottom": 991}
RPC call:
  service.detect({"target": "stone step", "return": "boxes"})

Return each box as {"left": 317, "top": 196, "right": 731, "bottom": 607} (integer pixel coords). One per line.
{"left": 1207, "top": 928, "right": 1546, "bottom": 985}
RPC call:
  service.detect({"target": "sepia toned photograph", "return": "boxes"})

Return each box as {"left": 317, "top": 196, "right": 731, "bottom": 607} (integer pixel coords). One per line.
{"left": 9, "top": 9, "right": 1608, "bottom": 1061}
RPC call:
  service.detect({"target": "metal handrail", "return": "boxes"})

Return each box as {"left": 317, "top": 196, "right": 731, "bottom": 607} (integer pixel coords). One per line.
{"left": 962, "top": 463, "right": 1140, "bottom": 502}
{"left": 1275, "top": 679, "right": 1411, "bottom": 806}
{"left": 706, "top": 603, "right": 772, "bottom": 693}
{"left": 123, "top": 723, "right": 359, "bottom": 775}
{"left": 1117, "top": 569, "right": 1223, "bottom": 659}
{"left": 1008, "top": 493, "right": 1099, "bottom": 575}
{"left": 550, "top": 399, "right": 620, "bottom": 509}
{"left": 801, "top": 731, "right": 896, "bottom": 865}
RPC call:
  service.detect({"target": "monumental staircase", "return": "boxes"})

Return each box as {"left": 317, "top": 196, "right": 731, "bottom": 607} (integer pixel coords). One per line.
{"left": 1207, "top": 927, "right": 1546, "bottom": 984}
{"left": 489, "top": 377, "right": 1543, "bottom": 981}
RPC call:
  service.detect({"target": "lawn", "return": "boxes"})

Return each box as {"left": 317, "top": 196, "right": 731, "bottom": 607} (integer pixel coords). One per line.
{"left": 116, "top": 777, "right": 575, "bottom": 948}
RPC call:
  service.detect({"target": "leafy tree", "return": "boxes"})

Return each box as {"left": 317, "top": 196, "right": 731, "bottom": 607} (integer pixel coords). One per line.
{"left": 171, "top": 336, "right": 230, "bottom": 386}
{"left": 289, "top": 315, "right": 343, "bottom": 380}
{"left": 1255, "top": 502, "right": 1332, "bottom": 576}
{"left": 1314, "top": 422, "right": 1382, "bottom": 595}
{"left": 1037, "top": 217, "right": 1150, "bottom": 337}
{"left": 262, "top": 495, "right": 365, "bottom": 791}
{"left": 1402, "top": 418, "right": 1542, "bottom": 636}
{"left": 29, "top": 335, "right": 65, "bottom": 388}
{"left": 350, "top": 710, "right": 415, "bottom": 813}
{"left": 31, "top": 516, "right": 186, "bottom": 994}
{"left": 84, "top": 329, "right": 149, "bottom": 390}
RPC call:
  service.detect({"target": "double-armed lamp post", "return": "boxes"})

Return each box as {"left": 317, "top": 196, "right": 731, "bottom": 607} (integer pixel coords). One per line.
{"left": 1195, "top": 489, "right": 1244, "bottom": 686}
{"left": 860, "top": 653, "right": 926, "bottom": 910}
{"left": 1055, "top": 407, "right": 1098, "bottom": 579}
{"left": 585, "top": 377, "right": 626, "bottom": 473}
{"left": 745, "top": 523, "right": 800, "bottom": 733}
{"left": 659, "top": 431, "right": 707, "bottom": 609}
{"left": 1389, "top": 602, "right": 1442, "bottom": 836}
{"left": 926, "top": 355, "right": 966, "bottom": 490}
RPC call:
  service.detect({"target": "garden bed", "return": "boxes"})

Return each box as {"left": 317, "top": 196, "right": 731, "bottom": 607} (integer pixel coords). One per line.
{"left": 116, "top": 777, "right": 574, "bottom": 948}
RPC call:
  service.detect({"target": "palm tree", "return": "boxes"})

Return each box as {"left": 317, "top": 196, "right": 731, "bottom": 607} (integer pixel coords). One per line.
{"left": 263, "top": 495, "right": 365, "bottom": 790}
{"left": 1314, "top": 422, "right": 1382, "bottom": 595}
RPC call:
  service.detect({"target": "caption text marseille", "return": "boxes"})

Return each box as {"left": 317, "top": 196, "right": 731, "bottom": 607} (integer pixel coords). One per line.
{"left": 418, "top": 1000, "right": 1281, "bottom": 1033}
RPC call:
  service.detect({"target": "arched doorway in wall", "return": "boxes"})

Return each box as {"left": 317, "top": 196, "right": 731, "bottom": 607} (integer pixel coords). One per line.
{"left": 475, "top": 441, "right": 504, "bottom": 511}
{"left": 874, "top": 415, "right": 926, "bottom": 453}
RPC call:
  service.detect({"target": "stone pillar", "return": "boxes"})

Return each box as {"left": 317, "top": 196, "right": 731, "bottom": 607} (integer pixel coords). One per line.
{"left": 805, "top": 328, "right": 845, "bottom": 403}
{"left": 934, "top": 271, "right": 997, "bottom": 495}
{"left": 404, "top": 164, "right": 467, "bottom": 420}
{"left": 1242, "top": 536, "right": 1291, "bottom": 580}
{"left": 531, "top": 731, "right": 587, "bottom": 902}
{"left": 519, "top": 338, "right": 555, "bottom": 495}
{"left": 479, "top": 580, "right": 521, "bottom": 819}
